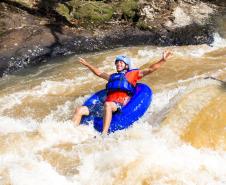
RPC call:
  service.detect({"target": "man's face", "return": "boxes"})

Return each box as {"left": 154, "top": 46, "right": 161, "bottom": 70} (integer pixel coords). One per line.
{"left": 115, "top": 60, "right": 127, "bottom": 72}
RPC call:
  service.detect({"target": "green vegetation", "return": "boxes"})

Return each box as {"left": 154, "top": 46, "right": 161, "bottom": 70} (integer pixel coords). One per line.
{"left": 0, "top": 30, "right": 5, "bottom": 37}
{"left": 54, "top": 0, "right": 140, "bottom": 26}
{"left": 0, "top": 22, "right": 6, "bottom": 37}
{"left": 13, "top": 0, "right": 36, "bottom": 8}
{"left": 120, "top": 0, "right": 139, "bottom": 20}
{"left": 8, "top": 0, "right": 142, "bottom": 28}
{"left": 72, "top": 1, "right": 114, "bottom": 24}
{"left": 56, "top": 3, "right": 71, "bottom": 21}
{"left": 136, "top": 20, "right": 149, "bottom": 30}
{"left": 55, "top": 1, "right": 115, "bottom": 25}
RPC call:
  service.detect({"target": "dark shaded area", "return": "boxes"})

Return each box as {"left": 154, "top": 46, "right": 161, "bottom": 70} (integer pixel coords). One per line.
{"left": 0, "top": 0, "right": 73, "bottom": 77}
{"left": 1, "top": 0, "right": 73, "bottom": 26}
{"left": 36, "top": 0, "right": 74, "bottom": 26}
{"left": 0, "top": 22, "right": 215, "bottom": 77}
{"left": 204, "top": 77, "right": 226, "bottom": 91}
{"left": 0, "top": 59, "right": 8, "bottom": 77}
{"left": 201, "top": 0, "right": 226, "bottom": 6}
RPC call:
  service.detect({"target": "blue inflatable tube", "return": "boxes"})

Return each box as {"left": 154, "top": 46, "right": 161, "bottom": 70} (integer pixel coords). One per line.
{"left": 81, "top": 83, "right": 152, "bottom": 133}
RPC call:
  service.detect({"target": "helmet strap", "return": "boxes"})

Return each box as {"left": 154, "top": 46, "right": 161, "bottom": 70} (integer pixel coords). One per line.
{"left": 124, "top": 64, "right": 129, "bottom": 71}
{"left": 121, "top": 64, "right": 129, "bottom": 73}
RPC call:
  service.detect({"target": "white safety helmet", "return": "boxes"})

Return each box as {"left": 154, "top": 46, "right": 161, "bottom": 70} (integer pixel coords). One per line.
{"left": 115, "top": 55, "right": 132, "bottom": 70}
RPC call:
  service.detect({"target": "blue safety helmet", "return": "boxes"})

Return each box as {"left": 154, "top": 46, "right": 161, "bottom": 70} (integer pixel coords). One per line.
{"left": 115, "top": 55, "right": 132, "bottom": 70}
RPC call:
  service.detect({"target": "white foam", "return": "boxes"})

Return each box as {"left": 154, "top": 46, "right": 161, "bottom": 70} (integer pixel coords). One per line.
{"left": 0, "top": 117, "right": 38, "bottom": 134}
{"left": 5, "top": 158, "right": 76, "bottom": 185}
{"left": 0, "top": 76, "right": 102, "bottom": 113}
{"left": 133, "top": 48, "right": 165, "bottom": 68}
{"left": 0, "top": 80, "right": 225, "bottom": 185}
{"left": 211, "top": 32, "right": 226, "bottom": 48}
{"left": 0, "top": 91, "right": 28, "bottom": 112}
{"left": 69, "top": 125, "right": 226, "bottom": 185}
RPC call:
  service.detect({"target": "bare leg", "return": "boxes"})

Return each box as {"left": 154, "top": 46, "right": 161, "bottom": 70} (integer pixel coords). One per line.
{"left": 72, "top": 106, "right": 89, "bottom": 126}
{"left": 102, "top": 102, "right": 117, "bottom": 134}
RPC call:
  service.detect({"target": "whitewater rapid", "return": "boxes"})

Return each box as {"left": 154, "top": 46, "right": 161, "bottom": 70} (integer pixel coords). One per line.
{"left": 0, "top": 33, "right": 225, "bottom": 185}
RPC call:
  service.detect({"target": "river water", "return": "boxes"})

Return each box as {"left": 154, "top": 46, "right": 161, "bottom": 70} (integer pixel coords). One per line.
{"left": 0, "top": 28, "right": 226, "bottom": 185}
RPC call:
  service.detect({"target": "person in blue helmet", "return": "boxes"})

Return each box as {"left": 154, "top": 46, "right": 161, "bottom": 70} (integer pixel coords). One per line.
{"left": 73, "top": 51, "right": 172, "bottom": 134}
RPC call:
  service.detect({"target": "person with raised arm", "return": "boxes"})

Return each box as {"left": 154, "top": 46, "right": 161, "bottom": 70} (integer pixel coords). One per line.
{"left": 73, "top": 51, "right": 172, "bottom": 134}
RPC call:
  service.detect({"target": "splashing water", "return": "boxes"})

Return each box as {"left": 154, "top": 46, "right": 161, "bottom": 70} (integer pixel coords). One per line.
{"left": 0, "top": 33, "right": 226, "bottom": 185}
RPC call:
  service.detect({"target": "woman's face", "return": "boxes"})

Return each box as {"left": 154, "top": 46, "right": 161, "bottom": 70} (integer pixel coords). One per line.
{"left": 115, "top": 60, "right": 127, "bottom": 72}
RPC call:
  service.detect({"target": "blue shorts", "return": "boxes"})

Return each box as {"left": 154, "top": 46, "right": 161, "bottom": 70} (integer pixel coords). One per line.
{"left": 87, "top": 101, "right": 123, "bottom": 117}
{"left": 113, "top": 101, "right": 123, "bottom": 112}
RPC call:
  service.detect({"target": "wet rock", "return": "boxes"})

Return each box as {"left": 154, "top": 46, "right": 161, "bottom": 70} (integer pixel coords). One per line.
{"left": 0, "top": 0, "right": 224, "bottom": 77}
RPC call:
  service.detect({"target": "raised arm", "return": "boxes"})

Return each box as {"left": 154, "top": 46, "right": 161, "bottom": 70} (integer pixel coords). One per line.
{"left": 79, "top": 57, "right": 110, "bottom": 81}
{"left": 139, "top": 51, "right": 172, "bottom": 78}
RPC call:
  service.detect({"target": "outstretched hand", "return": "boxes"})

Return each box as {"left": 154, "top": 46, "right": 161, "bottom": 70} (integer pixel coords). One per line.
{"left": 79, "top": 57, "right": 90, "bottom": 67}
{"left": 162, "top": 50, "right": 173, "bottom": 61}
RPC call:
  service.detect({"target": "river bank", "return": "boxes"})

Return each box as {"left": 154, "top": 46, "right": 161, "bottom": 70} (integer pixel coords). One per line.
{"left": 0, "top": 0, "right": 225, "bottom": 76}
